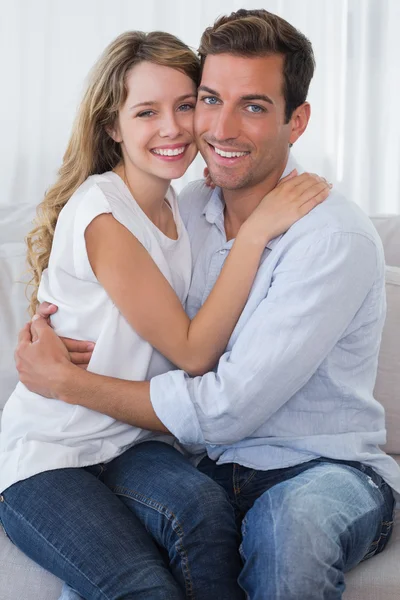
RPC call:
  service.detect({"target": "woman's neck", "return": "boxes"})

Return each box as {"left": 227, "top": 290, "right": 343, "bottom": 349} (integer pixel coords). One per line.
{"left": 114, "top": 162, "right": 171, "bottom": 226}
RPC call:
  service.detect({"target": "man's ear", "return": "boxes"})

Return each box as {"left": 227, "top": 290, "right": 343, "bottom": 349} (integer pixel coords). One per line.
{"left": 106, "top": 120, "right": 122, "bottom": 143}
{"left": 289, "top": 102, "right": 311, "bottom": 146}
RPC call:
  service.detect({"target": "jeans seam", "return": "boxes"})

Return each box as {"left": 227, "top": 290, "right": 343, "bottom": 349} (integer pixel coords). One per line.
{"left": 239, "top": 469, "right": 258, "bottom": 492}
{"left": 362, "top": 518, "right": 395, "bottom": 561}
{"left": 110, "top": 485, "right": 195, "bottom": 600}
{"left": 1, "top": 499, "right": 111, "bottom": 600}
{"left": 233, "top": 464, "right": 241, "bottom": 499}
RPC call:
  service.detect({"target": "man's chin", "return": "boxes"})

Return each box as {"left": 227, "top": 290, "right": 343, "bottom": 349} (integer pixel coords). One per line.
{"left": 207, "top": 169, "right": 251, "bottom": 190}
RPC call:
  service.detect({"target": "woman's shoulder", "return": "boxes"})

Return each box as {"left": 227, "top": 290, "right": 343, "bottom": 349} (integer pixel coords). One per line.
{"left": 69, "top": 171, "right": 120, "bottom": 205}
{"left": 54, "top": 174, "right": 112, "bottom": 232}
{"left": 60, "top": 171, "right": 134, "bottom": 222}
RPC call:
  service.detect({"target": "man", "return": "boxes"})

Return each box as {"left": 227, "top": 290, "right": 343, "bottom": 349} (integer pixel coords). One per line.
{"left": 15, "top": 9, "right": 400, "bottom": 599}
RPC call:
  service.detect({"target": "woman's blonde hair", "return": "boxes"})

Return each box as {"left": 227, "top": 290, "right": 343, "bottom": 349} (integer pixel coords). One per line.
{"left": 26, "top": 31, "right": 200, "bottom": 315}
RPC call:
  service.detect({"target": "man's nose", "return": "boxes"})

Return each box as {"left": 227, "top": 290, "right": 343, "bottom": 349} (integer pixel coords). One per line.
{"left": 212, "top": 108, "right": 239, "bottom": 141}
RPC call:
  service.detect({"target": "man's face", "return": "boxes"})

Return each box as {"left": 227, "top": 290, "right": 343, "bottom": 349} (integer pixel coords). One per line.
{"left": 195, "top": 53, "right": 297, "bottom": 190}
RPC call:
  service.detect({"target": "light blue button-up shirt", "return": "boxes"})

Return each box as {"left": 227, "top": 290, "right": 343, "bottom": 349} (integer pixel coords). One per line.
{"left": 150, "top": 156, "right": 400, "bottom": 495}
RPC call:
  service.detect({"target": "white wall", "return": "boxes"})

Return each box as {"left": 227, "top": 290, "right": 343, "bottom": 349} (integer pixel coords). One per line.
{"left": 1, "top": 0, "right": 399, "bottom": 214}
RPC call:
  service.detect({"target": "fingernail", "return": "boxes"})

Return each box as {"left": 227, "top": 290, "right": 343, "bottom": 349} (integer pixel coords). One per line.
{"left": 86, "top": 343, "right": 95, "bottom": 350}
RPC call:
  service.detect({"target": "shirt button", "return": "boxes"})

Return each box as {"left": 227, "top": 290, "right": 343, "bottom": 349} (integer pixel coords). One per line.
{"left": 0, "top": 495, "right": 4, "bottom": 502}
{"left": 219, "top": 249, "right": 226, "bottom": 254}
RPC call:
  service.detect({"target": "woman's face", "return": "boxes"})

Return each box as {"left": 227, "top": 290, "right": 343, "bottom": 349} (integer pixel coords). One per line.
{"left": 112, "top": 61, "right": 198, "bottom": 182}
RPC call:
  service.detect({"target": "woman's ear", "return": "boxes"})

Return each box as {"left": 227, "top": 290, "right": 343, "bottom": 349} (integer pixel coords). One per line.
{"left": 106, "top": 120, "right": 122, "bottom": 143}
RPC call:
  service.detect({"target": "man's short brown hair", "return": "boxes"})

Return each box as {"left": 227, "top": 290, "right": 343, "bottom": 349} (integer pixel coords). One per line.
{"left": 198, "top": 9, "right": 315, "bottom": 122}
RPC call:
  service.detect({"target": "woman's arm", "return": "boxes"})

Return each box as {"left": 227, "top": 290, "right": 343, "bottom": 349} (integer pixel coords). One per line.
{"left": 85, "top": 173, "right": 329, "bottom": 376}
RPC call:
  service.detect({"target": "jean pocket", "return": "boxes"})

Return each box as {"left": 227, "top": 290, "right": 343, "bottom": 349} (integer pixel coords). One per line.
{"left": 362, "top": 517, "right": 395, "bottom": 562}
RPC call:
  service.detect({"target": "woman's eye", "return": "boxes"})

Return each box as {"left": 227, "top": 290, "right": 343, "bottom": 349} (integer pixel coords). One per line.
{"left": 202, "top": 96, "right": 220, "bottom": 105}
{"left": 178, "top": 103, "right": 195, "bottom": 112}
{"left": 137, "top": 110, "right": 155, "bottom": 118}
{"left": 246, "top": 105, "right": 265, "bottom": 114}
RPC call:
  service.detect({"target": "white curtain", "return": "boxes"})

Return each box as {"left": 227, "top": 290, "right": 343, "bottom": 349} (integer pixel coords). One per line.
{"left": 1, "top": 0, "right": 399, "bottom": 215}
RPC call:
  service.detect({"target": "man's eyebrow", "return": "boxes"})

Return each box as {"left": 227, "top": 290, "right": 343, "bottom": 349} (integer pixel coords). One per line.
{"left": 241, "top": 94, "right": 274, "bottom": 105}
{"left": 198, "top": 87, "right": 274, "bottom": 106}
{"left": 130, "top": 93, "right": 197, "bottom": 110}
{"left": 198, "top": 85, "right": 221, "bottom": 97}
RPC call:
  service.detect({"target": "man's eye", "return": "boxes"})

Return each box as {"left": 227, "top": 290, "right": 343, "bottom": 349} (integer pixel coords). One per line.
{"left": 178, "top": 103, "right": 195, "bottom": 112}
{"left": 202, "top": 96, "right": 220, "bottom": 105}
{"left": 246, "top": 105, "right": 265, "bottom": 114}
{"left": 137, "top": 110, "right": 155, "bottom": 118}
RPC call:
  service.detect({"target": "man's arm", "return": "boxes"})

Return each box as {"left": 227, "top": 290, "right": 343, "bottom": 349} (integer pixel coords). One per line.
{"left": 16, "top": 318, "right": 169, "bottom": 433}
{"left": 148, "top": 230, "right": 381, "bottom": 445}
{"left": 18, "top": 231, "right": 380, "bottom": 445}
{"left": 59, "top": 367, "right": 168, "bottom": 432}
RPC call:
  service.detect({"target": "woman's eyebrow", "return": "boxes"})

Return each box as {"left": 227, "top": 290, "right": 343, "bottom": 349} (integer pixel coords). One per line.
{"left": 130, "top": 93, "right": 197, "bottom": 111}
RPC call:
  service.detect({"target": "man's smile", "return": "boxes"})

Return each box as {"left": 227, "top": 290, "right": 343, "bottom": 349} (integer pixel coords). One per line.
{"left": 206, "top": 142, "right": 251, "bottom": 164}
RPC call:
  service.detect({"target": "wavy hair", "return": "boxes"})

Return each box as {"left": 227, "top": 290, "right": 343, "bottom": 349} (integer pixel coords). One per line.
{"left": 26, "top": 31, "right": 200, "bottom": 315}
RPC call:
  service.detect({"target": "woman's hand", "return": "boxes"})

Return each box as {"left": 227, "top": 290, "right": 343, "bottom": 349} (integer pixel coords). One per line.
{"left": 203, "top": 167, "right": 216, "bottom": 189}
{"left": 242, "top": 170, "right": 332, "bottom": 245}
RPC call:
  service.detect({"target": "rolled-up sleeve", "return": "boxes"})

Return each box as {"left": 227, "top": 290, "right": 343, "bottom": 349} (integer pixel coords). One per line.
{"left": 150, "top": 231, "right": 379, "bottom": 445}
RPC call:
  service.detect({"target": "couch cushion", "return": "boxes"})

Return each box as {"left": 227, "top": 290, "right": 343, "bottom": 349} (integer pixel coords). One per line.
{"left": 344, "top": 512, "right": 400, "bottom": 600}
{"left": 0, "top": 525, "right": 62, "bottom": 600}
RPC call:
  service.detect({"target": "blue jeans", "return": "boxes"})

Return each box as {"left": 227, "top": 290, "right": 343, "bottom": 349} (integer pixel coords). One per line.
{"left": 198, "top": 456, "right": 395, "bottom": 600}
{"left": 0, "top": 441, "right": 244, "bottom": 600}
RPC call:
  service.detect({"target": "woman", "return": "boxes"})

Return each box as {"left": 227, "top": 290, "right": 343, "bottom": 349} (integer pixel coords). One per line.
{"left": 0, "top": 31, "right": 330, "bottom": 599}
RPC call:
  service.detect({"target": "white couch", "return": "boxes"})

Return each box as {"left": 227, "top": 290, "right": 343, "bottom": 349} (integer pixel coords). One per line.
{"left": 0, "top": 208, "right": 399, "bottom": 600}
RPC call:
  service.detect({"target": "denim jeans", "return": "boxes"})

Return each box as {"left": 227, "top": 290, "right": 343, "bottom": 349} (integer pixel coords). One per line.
{"left": 0, "top": 441, "right": 244, "bottom": 600}
{"left": 198, "top": 456, "right": 395, "bottom": 600}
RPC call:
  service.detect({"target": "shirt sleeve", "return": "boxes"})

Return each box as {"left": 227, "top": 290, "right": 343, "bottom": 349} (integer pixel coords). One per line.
{"left": 73, "top": 184, "right": 112, "bottom": 281}
{"left": 150, "top": 231, "right": 380, "bottom": 445}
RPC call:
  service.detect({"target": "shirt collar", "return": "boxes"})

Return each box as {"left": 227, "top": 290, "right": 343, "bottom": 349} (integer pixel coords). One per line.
{"left": 202, "top": 152, "right": 302, "bottom": 250}
{"left": 203, "top": 187, "right": 225, "bottom": 226}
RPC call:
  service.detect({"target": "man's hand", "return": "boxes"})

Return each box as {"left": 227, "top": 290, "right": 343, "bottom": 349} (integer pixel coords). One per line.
{"left": 36, "top": 301, "right": 58, "bottom": 324}
{"left": 15, "top": 316, "right": 73, "bottom": 398}
{"left": 37, "top": 301, "right": 94, "bottom": 369}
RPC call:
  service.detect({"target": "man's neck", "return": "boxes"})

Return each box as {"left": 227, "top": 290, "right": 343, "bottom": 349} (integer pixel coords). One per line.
{"left": 222, "top": 161, "right": 288, "bottom": 240}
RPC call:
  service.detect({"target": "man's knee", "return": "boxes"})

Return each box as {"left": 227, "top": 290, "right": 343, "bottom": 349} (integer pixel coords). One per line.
{"left": 242, "top": 464, "right": 376, "bottom": 553}
{"left": 239, "top": 463, "right": 388, "bottom": 599}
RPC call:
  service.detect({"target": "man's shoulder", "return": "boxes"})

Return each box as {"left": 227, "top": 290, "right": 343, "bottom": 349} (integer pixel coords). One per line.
{"left": 178, "top": 178, "right": 212, "bottom": 200}
{"left": 288, "top": 189, "right": 382, "bottom": 250}
{"left": 178, "top": 179, "right": 214, "bottom": 225}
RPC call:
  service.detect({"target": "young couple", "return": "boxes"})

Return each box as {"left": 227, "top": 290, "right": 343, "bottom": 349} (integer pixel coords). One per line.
{"left": 1, "top": 8, "right": 399, "bottom": 600}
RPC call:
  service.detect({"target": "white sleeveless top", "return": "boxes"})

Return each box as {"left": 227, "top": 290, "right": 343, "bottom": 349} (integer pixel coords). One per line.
{"left": 0, "top": 172, "right": 192, "bottom": 493}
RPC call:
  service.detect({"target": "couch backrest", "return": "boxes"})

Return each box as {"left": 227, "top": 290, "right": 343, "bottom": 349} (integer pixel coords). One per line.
{"left": 372, "top": 215, "right": 400, "bottom": 268}
{"left": 371, "top": 216, "right": 400, "bottom": 455}
{"left": 0, "top": 204, "right": 35, "bottom": 411}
